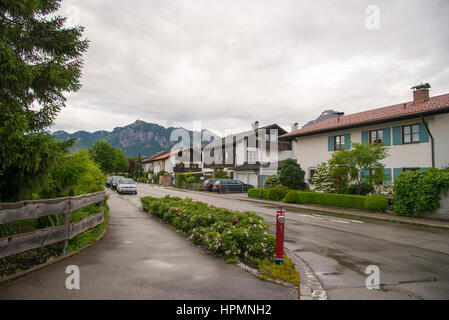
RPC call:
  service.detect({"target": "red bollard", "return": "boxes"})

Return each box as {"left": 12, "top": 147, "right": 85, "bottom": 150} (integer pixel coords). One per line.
{"left": 275, "top": 207, "right": 286, "bottom": 265}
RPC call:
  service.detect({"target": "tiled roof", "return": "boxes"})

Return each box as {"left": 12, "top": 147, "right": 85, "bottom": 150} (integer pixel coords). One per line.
{"left": 280, "top": 93, "right": 449, "bottom": 139}
{"left": 142, "top": 151, "right": 168, "bottom": 163}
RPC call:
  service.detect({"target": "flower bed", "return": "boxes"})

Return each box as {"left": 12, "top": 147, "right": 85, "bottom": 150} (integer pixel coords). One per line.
{"left": 140, "top": 195, "right": 275, "bottom": 262}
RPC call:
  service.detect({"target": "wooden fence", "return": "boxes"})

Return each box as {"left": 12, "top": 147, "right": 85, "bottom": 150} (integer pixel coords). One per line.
{"left": 0, "top": 191, "right": 105, "bottom": 259}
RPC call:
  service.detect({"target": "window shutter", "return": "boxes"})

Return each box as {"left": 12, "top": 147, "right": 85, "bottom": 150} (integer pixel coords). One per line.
{"left": 419, "top": 123, "right": 429, "bottom": 143}
{"left": 362, "top": 131, "right": 369, "bottom": 145}
{"left": 361, "top": 169, "right": 369, "bottom": 183}
{"left": 393, "top": 126, "right": 402, "bottom": 145}
{"left": 344, "top": 133, "right": 351, "bottom": 149}
{"left": 383, "top": 127, "right": 391, "bottom": 146}
{"left": 420, "top": 167, "right": 429, "bottom": 171}
{"left": 383, "top": 168, "right": 392, "bottom": 184}
{"left": 393, "top": 168, "right": 402, "bottom": 182}
{"left": 328, "top": 136, "right": 334, "bottom": 151}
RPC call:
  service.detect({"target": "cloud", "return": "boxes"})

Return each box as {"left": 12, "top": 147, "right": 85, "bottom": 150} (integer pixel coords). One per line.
{"left": 52, "top": 0, "right": 449, "bottom": 133}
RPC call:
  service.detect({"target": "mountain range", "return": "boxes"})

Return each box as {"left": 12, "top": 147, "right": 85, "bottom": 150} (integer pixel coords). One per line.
{"left": 52, "top": 120, "right": 220, "bottom": 158}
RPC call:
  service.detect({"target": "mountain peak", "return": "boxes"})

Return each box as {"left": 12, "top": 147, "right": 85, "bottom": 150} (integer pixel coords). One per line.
{"left": 302, "top": 109, "right": 342, "bottom": 128}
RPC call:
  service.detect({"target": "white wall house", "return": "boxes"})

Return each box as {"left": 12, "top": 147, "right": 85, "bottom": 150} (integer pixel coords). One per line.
{"left": 280, "top": 85, "right": 449, "bottom": 186}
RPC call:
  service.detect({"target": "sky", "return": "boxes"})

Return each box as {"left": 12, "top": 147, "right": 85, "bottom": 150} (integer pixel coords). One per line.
{"left": 51, "top": 0, "right": 449, "bottom": 136}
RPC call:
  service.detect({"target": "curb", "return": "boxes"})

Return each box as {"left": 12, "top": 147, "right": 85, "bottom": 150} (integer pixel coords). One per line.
{"left": 0, "top": 215, "right": 109, "bottom": 286}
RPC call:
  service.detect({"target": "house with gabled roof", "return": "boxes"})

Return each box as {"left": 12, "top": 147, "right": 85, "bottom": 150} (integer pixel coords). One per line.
{"left": 279, "top": 84, "right": 449, "bottom": 185}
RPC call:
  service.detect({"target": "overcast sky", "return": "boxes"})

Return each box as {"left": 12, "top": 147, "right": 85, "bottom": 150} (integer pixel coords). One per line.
{"left": 51, "top": 0, "right": 449, "bottom": 135}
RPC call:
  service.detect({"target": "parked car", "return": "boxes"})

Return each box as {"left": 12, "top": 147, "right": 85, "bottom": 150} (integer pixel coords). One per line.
{"left": 117, "top": 178, "right": 137, "bottom": 195}
{"left": 111, "top": 176, "right": 125, "bottom": 190}
{"left": 203, "top": 179, "right": 219, "bottom": 192}
{"left": 212, "top": 179, "right": 254, "bottom": 193}
{"left": 106, "top": 176, "right": 113, "bottom": 188}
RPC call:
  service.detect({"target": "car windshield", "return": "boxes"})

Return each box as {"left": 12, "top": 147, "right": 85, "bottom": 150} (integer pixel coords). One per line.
{"left": 119, "top": 179, "right": 135, "bottom": 184}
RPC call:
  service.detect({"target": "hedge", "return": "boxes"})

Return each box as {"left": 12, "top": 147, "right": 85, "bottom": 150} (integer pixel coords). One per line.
{"left": 248, "top": 188, "right": 269, "bottom": 199}
{"left": 295, "top": 192, "right": 367, "bottom": 210}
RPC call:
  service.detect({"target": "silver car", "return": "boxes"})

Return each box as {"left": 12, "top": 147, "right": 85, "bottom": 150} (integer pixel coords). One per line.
{"left": 111, "top": 176, "right": 125, "bottom": 190}
{"left": 117, "top": 178, "right": 137, "bottom": 195}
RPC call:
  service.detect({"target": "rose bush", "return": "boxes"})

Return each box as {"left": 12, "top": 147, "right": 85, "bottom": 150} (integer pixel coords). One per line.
{"left": 141, "top": 195, "right": 275, "bottom": 262}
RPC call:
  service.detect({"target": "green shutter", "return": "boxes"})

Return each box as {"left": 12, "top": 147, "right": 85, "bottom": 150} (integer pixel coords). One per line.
{"left": 344, "top": 133, "right": 351, "bottom": 149}
{"left": 419, "top": 123, "right": 429, "bottom": 143}
{"left": 393, "top": 168, "right": 402, "bottom": 182}
{"left": 362, "top": 131, "right": 369, "bottom": 145}
{"left": 393, "top": 126, "right": 402, "bottom": 145}
{"left": 328, "top": 136, "right": 334, "bottom": 151}
{"left": 420, "top": 167, "right": 429, "bottom": 171}
{"left": 383, "top": 168, "right": 392, "bottom": 184}
{"left": 383, "top": 127, "right": 391, "bottom": 146}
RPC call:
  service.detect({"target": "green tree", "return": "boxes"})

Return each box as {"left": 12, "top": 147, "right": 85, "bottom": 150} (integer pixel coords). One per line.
{"left": 263, "top": 174, "right": 280, "bottom": 189}
{"left": 0, "top": 0, "right": 89, "bottom": 201}
{"left": 329, "top": 142, "right": 389, "bottom": 195}
{"left": 89, "top": 140, "right": 128, "bottom": 174}
{"left": 279, "top": 158, "right": 307, "bottom": 190}
{"left": 135, "top": 153, "right": 142, "bottom": 179}
{"left": 311, "top": 162, "right": 335, "bottom": 193}
{"left": 214, "top": 170, "right": 229, "bottom": 179}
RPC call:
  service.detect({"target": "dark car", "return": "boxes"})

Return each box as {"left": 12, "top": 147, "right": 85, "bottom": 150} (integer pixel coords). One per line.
{"left": 111, "top": 176, "right": 125, "bottom": 190}
{"left": 203, "top": 179, "right": 219, "bottom": 191}
{"left": 106, "top": 176, "right": 113, "bottom": 188}
{"left": 212, "top": 179, "right": 254, "bottom": 194}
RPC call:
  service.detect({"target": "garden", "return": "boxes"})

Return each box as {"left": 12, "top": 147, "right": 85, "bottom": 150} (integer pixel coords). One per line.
{"left": 140, "top": 195, "right": 299, "bottom": 286}
{"left": 249, "top": 144, "right": 449, "bottom": 217}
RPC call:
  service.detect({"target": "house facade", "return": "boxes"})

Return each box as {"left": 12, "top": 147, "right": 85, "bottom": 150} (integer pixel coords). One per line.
{"left": 202, "top": 123, "right": 296, "bottom": 187}
{"left": 280, "top": 85, "right": 449, "bottom": 185}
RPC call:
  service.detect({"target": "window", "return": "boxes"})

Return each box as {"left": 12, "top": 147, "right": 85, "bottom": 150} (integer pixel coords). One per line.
{"left": 402, "top": 168, "right": 420, "bottom": 172}
{"left": 334, "top": 135, "right": 345, "bottom": 151}
{"left": 246, "top": 151, "right": 256, "bottom": 163}
{"left": 308, "top": 168, "right": 316, "bottom": 183}
{"left": 403, "top": 124, "right": 419, "bottom": 144}
{"left": 369, "top": 129, "right": 383, "bottom": 144}
{"left": 265, "top": 133, "right": 270, "bottom": 141}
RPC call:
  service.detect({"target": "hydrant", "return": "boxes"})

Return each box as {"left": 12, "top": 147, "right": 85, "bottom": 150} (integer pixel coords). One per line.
{"left": 275, "top": 207, "right": 286, "bottom": 265}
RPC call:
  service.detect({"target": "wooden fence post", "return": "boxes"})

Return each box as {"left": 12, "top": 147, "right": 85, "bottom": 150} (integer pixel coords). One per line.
{"left": 61, "top": 199, "right": 71, "bottom": 256}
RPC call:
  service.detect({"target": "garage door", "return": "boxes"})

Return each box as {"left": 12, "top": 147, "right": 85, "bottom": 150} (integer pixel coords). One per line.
{"left": 248, "top": 174, "right": 258, "bottom": 187}
{"left": 236, "top": 173, "right": 247, "bottom": 184}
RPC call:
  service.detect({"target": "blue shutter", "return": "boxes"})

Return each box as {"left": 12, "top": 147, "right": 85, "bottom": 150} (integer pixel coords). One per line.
{"left": 344, "top": 133, "right": 351, "bottom": 149}
{"left": 362, "top": 131, "right": 369, "bottom": 145}
{"left": 419, "top": 123, "right": 429, "bottom": 143}
{"left": 393, "top": 168, "right": 402, "bottom": 182}
{"left": 393, "top": 126, "right": 401, "bottom": 145}
{"left": 361, "top": 169, "right": 369, "bottom": 183}
{"left": 420, "top": 167, "right": 429, "bottom": 171}
{"left": 383, "top": 127, "right": 391, "bottom": 146}
{"left": 328, "top": 136, "right": 334, "bottom": 151}
{"left": 383, "top": 168, "right": 392, "bottom": 184}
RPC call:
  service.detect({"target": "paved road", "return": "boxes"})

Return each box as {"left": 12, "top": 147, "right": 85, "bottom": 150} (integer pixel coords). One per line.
{"left": 133, "top": 184, "right": 449, "bottom": 300}
{"left": 0, "top": 190, "right": 296, "bottom": 300}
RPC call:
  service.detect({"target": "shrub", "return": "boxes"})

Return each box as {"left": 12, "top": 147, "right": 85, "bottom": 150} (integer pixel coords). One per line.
{"left": 214, "top": 170, "right": 229, "bottom": 179}
{"left": 369, "top": 184, "right": 394, "bottom": 204}
{"left": 140, "top": 196, "right": 275, "bottom": 262}
{"left": 283, "top": 190, "right": 298, "bottom": 203}
{"left": 248, "top": 188, "right": 269, "bottom": 199}
{"left": 364, "top": 194, "right": 388, "bottom": 212}
{"left": 263, "top": 174, "right": 281, "bottom": 189}
{"left": 267, "top": 185, "right": 289, "bottom": 201}
{"left": 346, "top": 183, "right": 374, "bottom": 196}
{"left": 279, "top": 158, "right": 307, "bottom": 190}
{"left": 296, "top": 191, "right": 367, "bottom": 210}
{"left": 311, "top": 161, "right": 335, "bottom": 193}
{"left": 394, "top": 168, "right": 449, "bottom": 216}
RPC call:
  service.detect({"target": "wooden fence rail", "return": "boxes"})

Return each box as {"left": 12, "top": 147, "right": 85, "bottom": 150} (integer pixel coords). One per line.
{"left": 0, "top": 191, "right": 105, "bottom": 259}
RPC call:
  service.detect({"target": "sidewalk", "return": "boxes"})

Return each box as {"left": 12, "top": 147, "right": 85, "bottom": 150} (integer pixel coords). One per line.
{"left": 158, "top": 185, "right": 449, "bottom": 229}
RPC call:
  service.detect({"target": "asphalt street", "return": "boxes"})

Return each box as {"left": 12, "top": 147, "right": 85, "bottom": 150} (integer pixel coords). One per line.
{"left": 0, "top": 189, "right": 296, "bottom": 300}
{"left": 133, "top": 184, "right": 449, "bottom": 300}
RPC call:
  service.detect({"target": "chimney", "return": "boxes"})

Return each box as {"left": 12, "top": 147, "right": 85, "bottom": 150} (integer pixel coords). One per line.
{"left": 411, "top": 83, "right": 431, "bottom": 104}
{"left": 291, "top": 122, "right": 299, "bottom": 132}
{"left": 252, "top": 121, "right": 259, "bottom": 130}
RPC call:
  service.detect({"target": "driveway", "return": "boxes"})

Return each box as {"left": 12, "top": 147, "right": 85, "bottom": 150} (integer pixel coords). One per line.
{"left": 134, "top": 184, "right": 449, "bottom": 300}
{"left": 0, "top": 190, "right": 296, "bottom": 299}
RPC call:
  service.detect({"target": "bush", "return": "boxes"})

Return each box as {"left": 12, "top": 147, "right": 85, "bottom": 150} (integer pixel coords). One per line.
{"left": 140, "top": 195, "right": 275, "bottom": 262}
{"left": 369, "top": 184, "right": 394, "bottom": 205}
{"left": 283, "top": 190, "right": 298, "bottom": 203}
{"left": 214, "top": 170, "right": 229, "bottom": 179}
{"left": 279, "top": 158, "right": 307, "bottom": 190}
{"left": 248, "top": 188, "right": 269, "bottom": 199}
{"left": 263, "top": 174, "right": 281, "bottom": 189}
{"left": 394, "top": 168, "right": 449, "bottom": 216}
{"left": 346, "top": 183, "right": 374, "bottom": 196}
{"left": 267, "top": 185, "right": 289, "bottom": 201}
{"left": 364, "top": 194, "right": 388, "bottom": 212}
{"left": 296, "top": 191, "right": 367, "bottom": 210}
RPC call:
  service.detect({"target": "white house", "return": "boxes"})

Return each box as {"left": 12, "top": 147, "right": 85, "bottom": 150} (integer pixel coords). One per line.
{"left": 280, "top": 84, "right": 449, "bottom": 185}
